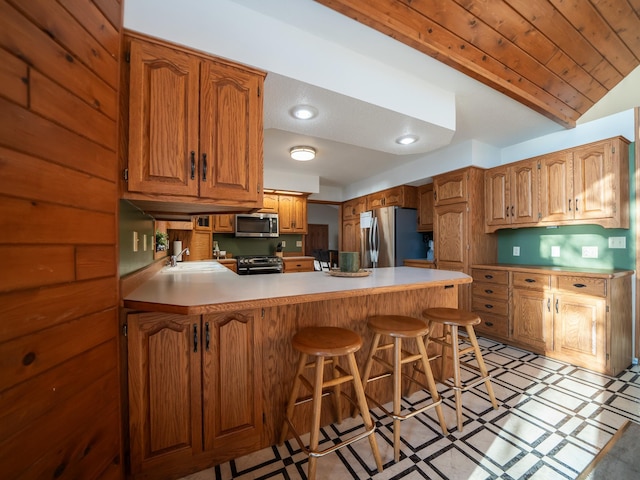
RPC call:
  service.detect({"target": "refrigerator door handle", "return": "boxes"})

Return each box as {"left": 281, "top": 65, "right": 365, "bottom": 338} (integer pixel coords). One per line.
{"left": 370, "top": 216, "right": 379, "bottom": 266}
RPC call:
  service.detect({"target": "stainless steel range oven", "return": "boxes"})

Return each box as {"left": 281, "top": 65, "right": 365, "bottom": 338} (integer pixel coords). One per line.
{"left": 235, "top": 255, "right": 284, "bottom": 275}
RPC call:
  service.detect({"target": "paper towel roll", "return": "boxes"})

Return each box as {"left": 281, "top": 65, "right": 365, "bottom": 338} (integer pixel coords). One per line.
{"left": 173, "top": 241, "right": 183, "bottom": 261}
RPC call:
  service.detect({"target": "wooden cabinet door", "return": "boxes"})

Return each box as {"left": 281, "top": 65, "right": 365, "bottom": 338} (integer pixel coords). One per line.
{"left": 512, "top": 289, "right": 553, "bottom": 352}
{"left": 190, "top": 231, "right": 212, "bottom": 261}
{"left": 213, "top": 214, "right": 235, "bottom": 233}
{"left": 127, "top": 313, "right": 202, "bottom": 474}
{"left": 417, "top": 183, "right": 434, "bottom": 231}
{"left": 572, "top": 142, "right": 615, "bottom": 222}
{"left": 202, "top": 310, "right": 262, "bottom": 452}
{"left": 260, "top": 193, "right": 279, "bottom": 212}
{"left": 434, "top": 170, "right": 467, "bottom": 205}
{"left": 128, "top": 39, "right": 200, "bottom": 196}
{"left": 434, "top": 203, "right": 467, "bottom": 268}
{"left": 194, "top": 215, "right": 212, "bottom": 231}
{"left": 553, "top": 293, "right": 606, "bottom": 370}
{"left": 343, "top": 196, "right": 367, "bottom": 220}
{"left": 292, "top": 196, "right": 307, "bottom": 233}
{"left": 510, "top": 160, "right": 539, "bottom": 225}
{"left": 539, "top": 152, "right": 573, "bottom": 223}
{"left": 279, "top": 195, "right": 307, "bottom": 233}
{"left": 484, "top": 166, "right": 510, "bottom": 229}
{"left": 342, "top": 219, "right": 360, "bottom": 252}
{"left": 198, "top": 60, "right": 263, "bottom": 204}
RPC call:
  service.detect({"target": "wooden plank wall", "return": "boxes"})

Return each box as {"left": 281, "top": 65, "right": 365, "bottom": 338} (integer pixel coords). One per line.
{"left": 0, "top": 0, "right": 123, "bottom": 478}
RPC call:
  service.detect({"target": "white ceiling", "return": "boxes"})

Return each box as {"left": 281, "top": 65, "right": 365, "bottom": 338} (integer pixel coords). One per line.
{"left": 124, "top": 0, "right": 640, "bottom": 194}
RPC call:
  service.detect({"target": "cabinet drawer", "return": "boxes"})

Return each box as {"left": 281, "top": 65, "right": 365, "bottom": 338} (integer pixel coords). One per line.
{"left": 556, "top": 276, "right": 606, "bottom": 297}
{"left": 472, "top": 282, "right": 508, "bottom": 300}
{"left": 471, "top": 269, "right": 508, "bottom": 285}
{"left": 472, "top": 297, "right": 508, "bottom": 316}
{"left": 512, "top": 272, "right": 551, "bottom": 290}
{"left": 474, "top": 312, "right": 509, "bottom": 339}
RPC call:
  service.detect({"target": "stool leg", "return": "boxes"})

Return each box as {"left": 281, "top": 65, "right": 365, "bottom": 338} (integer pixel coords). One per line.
{"left": 307, "top": 356, "right": 326, "bottom": 480}
{"left": 279, "top": 352, "right": 308, "bottom": 445}
{"left": 466, "top": 325, "right": 499, "bottom": 410}
{"left": 354, "top": 333, "right": 381, "bottom": 418}
{"left": 416, "top": 337, "right": 448, "bottom": 436}
{"left": 332, "top": 356, "right": 343, "bottom": 424}
{"left": 346, "top": 352, "right": 383, "bottom": 473}
{"left": 392, "top": 337, "right": 402, "bottom": 462}
{"left": 450, "top": 325, "right": 464, "bottom": 432}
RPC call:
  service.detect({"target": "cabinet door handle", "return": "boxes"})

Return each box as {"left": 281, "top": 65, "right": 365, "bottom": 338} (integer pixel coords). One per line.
{"left": 190, "top": 151, "right": 196, "bottom": 180}
{"left": 484, "top": 289, "right": 494, "bottom": 294}
{"left": 525, "top": 278, "right": 536, "bottom": 283}
{"left": 547, "top": 298, "right": 551, "bottom": 312}
{"left": 506, "top": 206, "right": 509, "bottom": 217}
{"left": 484, "top": 274, "right": 493, "bottom": 279}
{"left": 575, "top": 198, "right": 579, "bottom": 211}
{"left": 444, "top": 284, "right": 454, "bottom": 289}
{"left": 205, "top": 322, "right": 210, "bottom": 351}
{"left": 193, "top": 324, "right": 198, "bottom": 353}
{"left": 484, "top": 304, "right": 494, "bottom": 309}
{"left": 555, "top": 298, "right": 559, "bottom": 314}
{"left": 511, "top": 205, "right": 514, "bottom": 217}
{"left": 568, "top": 198, "right": 572, "bottom": 211}
{"left": 573, "top": 283, "right": 586, "bottom": 288}
{"left": 202, "top": 153, "right": 207, "bottom": 181}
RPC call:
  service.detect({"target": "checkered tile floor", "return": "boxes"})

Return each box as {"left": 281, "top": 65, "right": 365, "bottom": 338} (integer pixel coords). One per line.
{"left": 181, "top": 338, "right": 640, "bottom": 480}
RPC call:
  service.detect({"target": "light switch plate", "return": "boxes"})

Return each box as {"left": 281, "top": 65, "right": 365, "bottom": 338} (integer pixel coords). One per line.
{"left": 608, "top": 237, "right": 626, "bottom": 249}
{"left": 551, "top": 246, "right": 560, "bottom": 257}
{"left": 132, "top": 231, "right": 139, "bottom": 252}
{"left": 582, "top": 246, "right": 598, "bottom": 258}
{"left": 512, "top": 246, "right": 520, "bottom": 256}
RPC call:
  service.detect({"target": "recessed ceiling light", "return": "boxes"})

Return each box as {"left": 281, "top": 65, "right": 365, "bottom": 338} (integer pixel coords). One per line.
{"left": 396, "top": 134, "right": 419, "bottom": 145}
{"left": 290, "top": 104, "right": 318, "bottom": 120}
{"left": 290, "top": 146, "right": 316, "bottom": 161}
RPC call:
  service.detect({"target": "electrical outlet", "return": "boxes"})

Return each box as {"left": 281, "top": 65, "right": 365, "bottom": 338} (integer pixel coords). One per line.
{"left": 608, "top": 237, "right": 626, "bottom": 249}
{"left": 132, "top": 231, "right": 139, "bottom": 252}
{"left": 281, "top": 241, "right": 286, "bottom": 247}
{"left": 296, "top": 241, "right": 302, "bottom": 247}
{"left": 551, "top": 246, "right": 560, "bottom": 257}
{"left": 143, "top": 234, "right": 147, "bottom": 251}
{"left": 512, "top": 246, "right": 520, "bottom": 256}
{"left": 582, "top": 246, "right": 598, "bottom": 258}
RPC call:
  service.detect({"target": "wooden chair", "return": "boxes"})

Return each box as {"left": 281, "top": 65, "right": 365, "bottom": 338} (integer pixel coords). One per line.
{"left": 423, "top": 307, "right": 499, "bottom": 432}
{"left": 360, "top": 315, "right": 449, "bottom": 462}
{"left": 279, "top": 326, "right": 383, "bottom": 480}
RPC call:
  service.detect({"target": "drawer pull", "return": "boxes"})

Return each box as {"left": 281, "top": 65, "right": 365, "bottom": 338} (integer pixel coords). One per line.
{"left": 484, "top": 304, "right": 494, "bottom": 309}
{"left": 484, "top": 274, "right": 493, "bottom": 279}
{"left": 444, "top": 284, "right": 454, "bottom": 289}
{"left": 547, "top": 298, "right": 551, "bottom": 312}
{"left": 485, "top": 321, "right": 494, "bottom": 327}
{"left": 484, "top": 289, "right": 494, "bottom": 294}
{"left": 573, "top": 283, "right": 586, "bottom": 288}
{"left": 525, "top": 278, "right": 536, "bottom": 283}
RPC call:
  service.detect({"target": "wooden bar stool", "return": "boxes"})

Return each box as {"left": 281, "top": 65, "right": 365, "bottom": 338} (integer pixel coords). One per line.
{"left": 422, "top": 307, "right": 499, "bottom": 432}
{"left": 279, "top": 326, "right": 383, "bottom": 480}
{"left": 360, "top": 315, "right": 449, "bottom": 462}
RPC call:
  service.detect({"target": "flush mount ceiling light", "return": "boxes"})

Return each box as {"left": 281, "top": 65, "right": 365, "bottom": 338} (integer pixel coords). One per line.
{"left": 290, "top": 146, "right": 316, "bottom": 161}
{"left": 290, "top": 104, "right": 318, "bottom": 120}
{"left": 395, "top": 134, "right": 419, "bottom": 145}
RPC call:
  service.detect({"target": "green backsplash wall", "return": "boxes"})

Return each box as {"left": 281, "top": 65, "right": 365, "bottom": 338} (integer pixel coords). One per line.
{"left": 213, "top": 233, "right": 303, "bottom": 256}
{"left": 497, "top": 142, "right": 636, "bottom": 270}
{"left": 119, "top": 200, "right": 155, "bottom": 276}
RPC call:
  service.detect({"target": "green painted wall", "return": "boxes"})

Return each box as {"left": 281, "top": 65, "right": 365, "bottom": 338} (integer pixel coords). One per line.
{"left": 119, "top": 200, "right": 155, "bottom": 276}
{"left": 213, "top": 233, "right": 303, "bottom": 257}
{"left": 497, "top": 142, "right": 636, "bottom": 270}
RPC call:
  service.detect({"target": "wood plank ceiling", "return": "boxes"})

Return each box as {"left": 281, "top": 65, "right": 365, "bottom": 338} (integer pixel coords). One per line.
{"left": 315, "top": 0, "right": 640, "bottom": 128}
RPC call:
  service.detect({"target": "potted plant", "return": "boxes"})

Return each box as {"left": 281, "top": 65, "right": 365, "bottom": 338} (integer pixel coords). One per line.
{"left": 155, "top": 230, "right": 169, "bottom": 252}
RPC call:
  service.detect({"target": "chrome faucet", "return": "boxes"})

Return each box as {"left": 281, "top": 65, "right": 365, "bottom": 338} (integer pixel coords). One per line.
{"left": 169, "top": 247, "right": 190, "bottom": 267}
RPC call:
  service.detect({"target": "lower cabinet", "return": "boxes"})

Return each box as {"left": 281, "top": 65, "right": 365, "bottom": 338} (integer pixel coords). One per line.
{"left": 126, "top": 310, "right": 262, "bottom": 478}
{"left": 283, "top": 257, "right": 315, "bottom": 273}
{"left": 471, "top": 266, "right": 632, "bottom": 376}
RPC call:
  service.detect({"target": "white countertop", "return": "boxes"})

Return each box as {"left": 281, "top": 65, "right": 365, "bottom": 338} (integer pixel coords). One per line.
{"left": 123, "top": 261, "right": 471, "bottom": 314}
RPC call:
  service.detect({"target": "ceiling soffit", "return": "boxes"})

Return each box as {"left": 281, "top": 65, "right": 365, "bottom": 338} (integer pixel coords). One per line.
{"left": 315, "top": 0, "right": 640, "bottom": 128}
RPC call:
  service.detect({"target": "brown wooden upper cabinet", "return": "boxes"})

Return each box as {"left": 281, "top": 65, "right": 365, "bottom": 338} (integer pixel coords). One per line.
{"left": 213, "top": 214, "right": 235, "bottom": 233}
{"left": 416, "top": 183, "right": 434, "bottom": 232}
{"left": 342, "top": 196, "right": 368, "bottom": 221}
{"left": 279, "top": 194, "right": 307, "bottom": 233}
{"left": 484, "top": 136, "right": 629, "bottom": 232}
{"left": 434, "top": 170, "right": 468, "bottom": 205}
{"left": 367, "top": 185, "right": 417, "bottom": 209}
{"left": 124, "top": 35, "right": 265, "bottom": 210}
{"left": 259, "top": 193, "right": 279, "bottom": 213}
{"left": 484, "top": 160, "right": 539, "bottom": 232}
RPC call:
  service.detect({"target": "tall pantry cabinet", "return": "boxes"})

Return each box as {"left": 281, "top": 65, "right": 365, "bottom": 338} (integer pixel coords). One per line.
{"left": 433, "top": 167, "right": 497, "bottom": 309}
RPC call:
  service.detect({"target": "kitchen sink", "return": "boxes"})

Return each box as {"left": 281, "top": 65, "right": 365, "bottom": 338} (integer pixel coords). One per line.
{"left": 161, "top": 261, "right": 227, "bottom": 273}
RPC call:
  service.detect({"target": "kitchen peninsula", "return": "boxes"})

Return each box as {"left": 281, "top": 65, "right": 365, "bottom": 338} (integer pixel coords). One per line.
{"left": 122, "top": 265, "right": 470, "bottom": 479}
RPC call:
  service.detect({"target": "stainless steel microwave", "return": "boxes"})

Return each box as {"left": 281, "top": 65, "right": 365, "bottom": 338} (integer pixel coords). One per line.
{"left": 235, "top": 213, "right": 279, "bottom": 238}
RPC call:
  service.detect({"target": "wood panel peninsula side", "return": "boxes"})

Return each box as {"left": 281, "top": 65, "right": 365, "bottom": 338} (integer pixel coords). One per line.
{"left": 122, "top": 266, "right": 471, "bottom": 479}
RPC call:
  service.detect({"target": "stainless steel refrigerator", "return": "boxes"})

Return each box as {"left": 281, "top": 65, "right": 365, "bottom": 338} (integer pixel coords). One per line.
{"left": 359, "top": 207, "right": 424, "bottom": 268}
